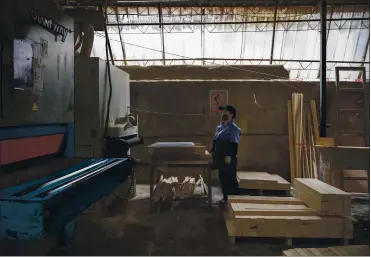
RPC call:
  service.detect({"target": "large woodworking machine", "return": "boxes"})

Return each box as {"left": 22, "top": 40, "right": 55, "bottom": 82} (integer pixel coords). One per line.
{"left": 0, "top": 158, "right": 132, "bottom": 245}
{"left": 0, "top": 57, "right": 143, "bottom": 248}
{"left": 0, "top": 3, "right": 144, "bottom": 251}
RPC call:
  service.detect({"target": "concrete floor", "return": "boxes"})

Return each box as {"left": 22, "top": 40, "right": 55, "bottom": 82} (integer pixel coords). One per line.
{"left": 0, "top": 184, "right": 369, "bottom": 256}
{"left": 50, "top": 185, "right": 285, "bottom": 256}
{"left": 0, "top": 155, "right": 368, "bottom": 256}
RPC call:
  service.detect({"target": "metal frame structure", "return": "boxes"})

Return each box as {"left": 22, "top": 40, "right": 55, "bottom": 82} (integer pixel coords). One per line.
{"left": 86, "top": 5, "right": 370, "bottom": 80}
{"left": 62, "top": 0, "right": 370, "bottom": 133}
{"left": 61, "top": 0, "right": 370, "bottom": 7}
{"left": 320, "top": 0, "right": 327, "bottom": 136}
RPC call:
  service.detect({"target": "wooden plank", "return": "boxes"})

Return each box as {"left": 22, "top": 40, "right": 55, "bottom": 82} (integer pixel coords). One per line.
{"left": 283, "top": 249, "right": 302, "bottom": 256}
{"left": 282, "top": 249, "right": 298, "bottom": 256}
{"left": 288, "top": 100, "right": 296, "bottom": 184}
{"left": 328, "top": 247, "right": 344, "bottom": 256}
{"left": 293, "top": 94, "right": 303, "bottom": 178}
{"left": 307, "top": 111, "right": 319, "bottom": 179}
{"left": 294, "top": 178, "right": 351, "bottom": 216}
{"left": 147, "top": 142, "right": 207, "bottom": 157}
{"left": 224, "top": 212, "right": 236, "bottom": 237}
{"left": 310, "top": 101, "right": 335, "bottom": 147}
{"left": 228, "top": 195, "right": 304, "bottom": 205}
{"left": 296, "top": 248, "right": 309, "bottom": 256}
{"left": 306, "top": 248, "right": 325, "bottom": 256}
{"left": 270, "top": 174, "right": 291, "bottom": 189}
{"left": 329, "top": 245, "right": 370, "bottom": 256}
{"left": 285, "top": 246, "right": 369, "bottom": 257}
{"left": 302, "top": 103, "right": 310, "bottom": 178}
{"left": 232, "top": 215, "right": 353, "bottom": 239}
{"left": 231, "top": 208, "right": 317, "bottom": 216}
{"left": 237, "top": 171, "right": 278, "bottom": 182}
{"left": 316, "top": 247, "right": 340, "bottom": 256}
{"left": 237, "top": 172, "right": 291, "bottom": 191}
{"left": 234, "top": 203, "right": 310, "bottom": 210}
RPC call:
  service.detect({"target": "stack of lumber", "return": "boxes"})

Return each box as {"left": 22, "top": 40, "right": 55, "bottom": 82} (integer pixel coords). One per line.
{"left": 153, "top": 175, "right": 207, "bottom": 204}
{"left": 147, "top": 142, "right": 206, "bottom": 158}
{"left": 237, "top": 171, "right": 291, "bottom": 192}
{"left": 287, "top": 94, "right": 319, "bottom": 182}
{"left": 225, "top": 178, "right": 354, "bottom": 245}
{"left": 153, "top": 176, "right": 178, "bottom": 203}
{"left": 283, "top": 245, "right": 370, "bottom": 256}
{"left": 179, "top": 177, "right": 197, "bottom": 198}
{"left": 294, "top": 178, "right": 351, "bottom": 216}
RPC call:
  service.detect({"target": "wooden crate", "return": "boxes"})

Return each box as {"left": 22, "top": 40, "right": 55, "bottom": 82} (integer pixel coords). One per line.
{"left": 283, "top": 245, "right": 370, "bottom": 256}
{"left": 229, "top": 215, "right": 353, "bottom": 239}
{"left": 224, "top": 195, "right": 353, "bottom": 245}
{"left": 294, "top": 178, "right": 351, "bottom": 216}
{"left": 237, "top": 171, "right": 291, "bottom": 192}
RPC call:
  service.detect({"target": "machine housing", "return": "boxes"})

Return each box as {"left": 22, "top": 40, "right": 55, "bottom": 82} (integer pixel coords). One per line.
{"left": 74, "top": 57, "right": 135, "bottom": 158}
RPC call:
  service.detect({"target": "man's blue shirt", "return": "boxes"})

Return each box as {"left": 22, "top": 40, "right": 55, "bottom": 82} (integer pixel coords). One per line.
{"left": 214, "top": 120, "right": 241, "bottom": 144}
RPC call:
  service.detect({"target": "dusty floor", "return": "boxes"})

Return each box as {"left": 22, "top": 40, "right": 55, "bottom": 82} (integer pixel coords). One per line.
{"left": 0, "top": 184, "right": 369, "bottom": 256}
{"left": 0, "top": 157, "right": 369, "bottom": 256}
{"left": 52, "top": 185, "right": 369, "bottom": 256}
{"left": 51, "top": 185, "right": 286, "bottom": 256}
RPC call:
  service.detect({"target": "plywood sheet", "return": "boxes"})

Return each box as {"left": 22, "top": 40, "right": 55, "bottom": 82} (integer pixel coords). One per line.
{"left": 294, "top": 178, "right": 351, "bottom": 216}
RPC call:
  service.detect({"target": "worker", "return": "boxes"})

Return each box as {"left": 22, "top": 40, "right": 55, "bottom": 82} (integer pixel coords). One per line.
{"left": 210, "top": 105, "right": 241, "bottom": 204}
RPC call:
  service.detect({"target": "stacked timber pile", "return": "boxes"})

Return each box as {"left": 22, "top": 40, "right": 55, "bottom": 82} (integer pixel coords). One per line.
{"left": 237, "top": 171, "right": 291, "bottom": 194}
{"left": 225, "top": 178, "right": 354, "bottom": 246}
{"left": 153, "top": 175, "right": 207, "bottom": 211}
{"left": 294, "top": 178, "right": 351, "bottom": 216}
{"left": 283, "top": 245, "right": 370, "bottom": 256}
{"left": 287, "top": 93, "right": 319, "bottom": 182}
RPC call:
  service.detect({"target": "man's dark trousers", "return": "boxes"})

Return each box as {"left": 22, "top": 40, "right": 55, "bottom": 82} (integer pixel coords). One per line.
{"left": 218, "top": 156, "right": 239, "bottom": 202}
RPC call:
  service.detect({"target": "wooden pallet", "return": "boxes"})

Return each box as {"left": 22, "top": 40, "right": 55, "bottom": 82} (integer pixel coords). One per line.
{"left": 283, "top": 245, "right": 370, "bottom": 256}
{"left": 237, "top": 172, "right": 291, "bottom": 194}
{"left": 224, "top": 196, "right": 353, "bottom": 246}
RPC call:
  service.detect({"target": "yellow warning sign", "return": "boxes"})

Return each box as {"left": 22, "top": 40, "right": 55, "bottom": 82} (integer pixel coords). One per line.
{"left": 32, "top": 103, "right": 39, "bottom": 111}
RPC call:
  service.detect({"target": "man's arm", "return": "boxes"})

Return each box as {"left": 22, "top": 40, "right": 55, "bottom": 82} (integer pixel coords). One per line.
{"left": 229, "top": 126, "right": 241, "bottom": 156}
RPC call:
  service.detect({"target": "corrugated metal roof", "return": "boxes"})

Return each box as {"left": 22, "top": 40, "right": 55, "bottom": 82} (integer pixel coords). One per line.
{"left": 92, "top": 6, "right": 370, "bottom": 81}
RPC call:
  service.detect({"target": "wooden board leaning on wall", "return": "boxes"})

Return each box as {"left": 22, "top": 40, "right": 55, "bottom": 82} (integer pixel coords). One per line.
{"left": 287, "top": 96, "right": 338, "bottom": 182}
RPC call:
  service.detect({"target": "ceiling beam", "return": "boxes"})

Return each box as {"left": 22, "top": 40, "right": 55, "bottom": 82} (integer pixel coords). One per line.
{"left": 60, "top": 0, "right": 370, "bottom": 8}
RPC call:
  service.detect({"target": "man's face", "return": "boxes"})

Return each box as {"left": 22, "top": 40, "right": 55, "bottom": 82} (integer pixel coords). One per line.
{"left": 221, "top": 110, "right": 233, "bottom": 122}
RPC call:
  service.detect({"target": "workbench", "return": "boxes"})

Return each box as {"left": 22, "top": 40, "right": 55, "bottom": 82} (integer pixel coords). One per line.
{"left": 149, "top": 156, "right": 213, "bottom": 208}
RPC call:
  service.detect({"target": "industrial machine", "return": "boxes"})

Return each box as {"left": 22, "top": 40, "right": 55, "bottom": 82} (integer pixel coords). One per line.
{"left": 0, "top": 2, "right": 142, "bottom": 252}
{"left": 0, "top": 55, "right": 142, "bottom": 249}
{"left": 74, "top": 56, "right": 140, "bottom": 158}
{"left": 0, "top": 158, "right": 131, "bottom": 245}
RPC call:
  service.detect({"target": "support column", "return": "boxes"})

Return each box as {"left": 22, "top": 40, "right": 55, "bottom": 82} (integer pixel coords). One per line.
{"left": 269, "top": 1, "right": 278, "bottom": 64}
{"left": 158, "top": 5, "right": 166, "bottom": 65}
{"left": 115, "top": 8, "right": 127, "bottom": 65}
{"left": 319, "top": 0, "right": 327, "bottom": 137}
